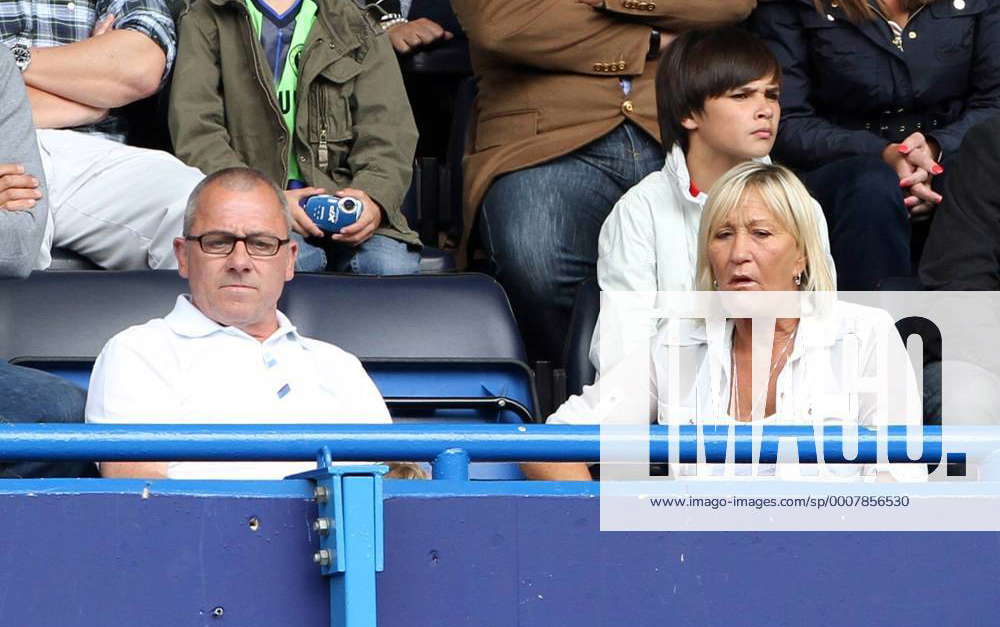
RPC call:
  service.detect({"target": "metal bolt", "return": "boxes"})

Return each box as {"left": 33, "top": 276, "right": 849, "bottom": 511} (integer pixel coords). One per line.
{"left": 497, "top": 399, "right": 507, "bottom": 407}
{"left": 313, "top": 549, "right": 332, "bottom": 566}
{"left": 314, "top": 485, "right": 329, "bottom": 503}
{"left": 211, "top": 607, "right": 224, "bottom": 618}
{"left": 312, "top": 517, "right": 333, "bottom": 535}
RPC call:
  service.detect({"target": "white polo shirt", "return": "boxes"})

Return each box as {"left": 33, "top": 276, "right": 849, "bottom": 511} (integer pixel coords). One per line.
{"left": 86, "top": 295, "right": 391, "bottom": 480}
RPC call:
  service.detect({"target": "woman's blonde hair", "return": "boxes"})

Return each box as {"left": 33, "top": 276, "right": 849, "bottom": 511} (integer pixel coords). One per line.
{"left": 695, "top": 162, "right": 836, "bottom": 292}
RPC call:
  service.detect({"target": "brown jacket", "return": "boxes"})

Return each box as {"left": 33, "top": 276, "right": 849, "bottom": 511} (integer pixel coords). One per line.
{"left": 452, "top": 0, "right": 758, "bottom": 248}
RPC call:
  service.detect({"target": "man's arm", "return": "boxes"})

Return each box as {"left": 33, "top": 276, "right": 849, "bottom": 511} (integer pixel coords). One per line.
{"left": 453, "top": 0, "right": 754, "bottom": 76}
{"left": 24, "top": 0, "right": 177, "bottom": 111}
{"left": 600, "top": 0, "right": 756, "bottom": 30}
{"left": 85, "top": 333, "right": 177, "bottom": 480}
{"left": 453, "top": 0, "right": 650, "bottom": 75}
{"left": 521, "top": 462, "right": 593, "bottom": 481}
{"left": 25, "top": 29, "right": 166, "bottom": 109}
{"left": 26, "top": 86, "right": 108, "bottom": 129}
{"left": 0, "top": 48, "right": 47, "bottom": 279}
{"left": 100, "top": 461, "right": 169, "bottom": 478}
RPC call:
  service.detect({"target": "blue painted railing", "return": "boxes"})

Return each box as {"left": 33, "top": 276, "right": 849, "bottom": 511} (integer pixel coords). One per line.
{"left": 0, "top": 423, "right": 994, "bottom": 479}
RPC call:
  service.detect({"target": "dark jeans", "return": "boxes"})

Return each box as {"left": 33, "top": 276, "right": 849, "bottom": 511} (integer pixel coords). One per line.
{"left": 800, "top": 156, "right": 911, "bottom": 290}
{"left": 0, "top": 362, "right": 98, "bottom": 478}
{"left": 479, "top": 123, "right": 664, "bottom": 363}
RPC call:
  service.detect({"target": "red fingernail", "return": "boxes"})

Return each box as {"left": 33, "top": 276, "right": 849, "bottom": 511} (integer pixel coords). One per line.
{"left": 899, "top": 180, "right": 908, "bottom": 188}
{"left": 897, "top": 145, "right": 909, "bottom": 154}
{"left": 932, "top": 165, "right": 944, "bottom": 175}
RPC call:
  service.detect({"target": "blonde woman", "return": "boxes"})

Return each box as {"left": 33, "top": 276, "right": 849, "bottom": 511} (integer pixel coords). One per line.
{"left": 527, "top": 162, "right": 924, "bottom": 481}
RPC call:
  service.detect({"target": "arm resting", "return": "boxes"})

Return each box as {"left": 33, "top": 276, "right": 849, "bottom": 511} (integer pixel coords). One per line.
{"left": 100, "top": 462, "right": 169, "bottom": 479}
{"left": 0, "top": 49, "right": 47, "bottom": 279}
{"left": 521, "top": 462, "right": 594, "bottom": 481}
{"left": 453, "top": 0, "right": 650, "bottom": 75}
{"left": 602, "top": 0, "right": 757, "bottom": 30}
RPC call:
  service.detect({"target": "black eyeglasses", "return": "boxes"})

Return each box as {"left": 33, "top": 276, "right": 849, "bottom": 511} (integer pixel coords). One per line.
{"left": 185, "top": 232, "right": 290, "bottom": 257}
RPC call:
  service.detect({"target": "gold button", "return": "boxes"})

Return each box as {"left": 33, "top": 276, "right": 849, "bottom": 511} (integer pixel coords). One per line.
{"left": 908, "top": 31, "right": 917, "bottom": 39}
{"left": 827, "top": 13, "right": 835, "bottom": 21}
{"left": 647, "top": 2, "right": 656, "bottom": 10}
{"left": 622, "top": 100, "right": 634, "bottom": 114}
{"left": 593, "top": 63, "right": 602, "bottom": 71}
{"left": 618, "top": 61, "right": 626, "bottom": 71}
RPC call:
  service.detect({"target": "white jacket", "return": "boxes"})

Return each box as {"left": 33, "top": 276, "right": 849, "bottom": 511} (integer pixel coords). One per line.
{"left": 589, "top": 145, "right": 834, "bottom": 372}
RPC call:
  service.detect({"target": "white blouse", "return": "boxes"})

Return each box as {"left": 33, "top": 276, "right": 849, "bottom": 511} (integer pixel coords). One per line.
{"left": 552, "top": 300, "right": 926, "bottom": 481}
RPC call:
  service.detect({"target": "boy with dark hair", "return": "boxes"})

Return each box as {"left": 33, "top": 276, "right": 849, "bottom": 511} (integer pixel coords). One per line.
{"left": 591, "top": 27, "right": 832, "bottom": 370}
{"left": 169, "top": 0, "right": 421, "bottom": 274}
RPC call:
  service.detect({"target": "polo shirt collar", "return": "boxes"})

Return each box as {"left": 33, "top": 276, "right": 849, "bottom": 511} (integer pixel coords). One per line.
{"left": 164, "top": 295, "right": 303, "bottom": 344}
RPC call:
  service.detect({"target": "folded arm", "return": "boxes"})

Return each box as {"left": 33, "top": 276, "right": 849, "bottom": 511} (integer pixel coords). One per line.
{"left": 25, "top": 29, "right": 167, "bottom": 109}
{"left": 26, "top": 86, "right": 108, "bottom": 129}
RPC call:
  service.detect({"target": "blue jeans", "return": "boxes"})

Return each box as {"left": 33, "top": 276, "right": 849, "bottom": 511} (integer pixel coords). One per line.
{"left": 0, "top": 362, "right": 98, "bottom": 478}
{"left": 479, "top": 122, "right": 664, "bottom": 363}
{"left": 800, "top": 156, "right": 911, "bottom": 290}
{"left": 294, "top": 234, "right": 421, "bottom": 275}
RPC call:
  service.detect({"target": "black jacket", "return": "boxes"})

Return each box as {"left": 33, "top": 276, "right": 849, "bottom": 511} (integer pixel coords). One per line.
{"left": 748, "top": 0, "right": 1000, "bottom": 170}
{"left": 920, "top": 115, "right": 1000, "bottom": 290}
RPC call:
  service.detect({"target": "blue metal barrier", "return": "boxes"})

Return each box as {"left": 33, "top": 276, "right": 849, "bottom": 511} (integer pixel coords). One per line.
{"left": 0, "top": 422, "right": 985, "bottom": 465}
{"left": 0, "top": 424, "right": 999, "bottom": 627}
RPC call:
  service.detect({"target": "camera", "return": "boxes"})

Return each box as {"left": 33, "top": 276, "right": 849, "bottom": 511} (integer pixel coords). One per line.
{"left": 300, "top": 194, "right": 363, "bottom": 235}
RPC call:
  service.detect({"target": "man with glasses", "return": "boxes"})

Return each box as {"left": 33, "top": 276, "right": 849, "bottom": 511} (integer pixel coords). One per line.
{"left": 84, "top": 167, "right": 391, "bottom": 480}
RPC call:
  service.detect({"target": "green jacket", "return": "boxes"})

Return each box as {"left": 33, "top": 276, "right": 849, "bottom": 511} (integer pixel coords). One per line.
{"left": 169, "top": 0, "right": 420, "bottom": 245}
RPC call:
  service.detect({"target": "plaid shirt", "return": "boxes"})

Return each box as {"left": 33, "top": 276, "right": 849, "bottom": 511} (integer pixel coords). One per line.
{"left": 0, "top": 0, "right": 176, "bottom": 142}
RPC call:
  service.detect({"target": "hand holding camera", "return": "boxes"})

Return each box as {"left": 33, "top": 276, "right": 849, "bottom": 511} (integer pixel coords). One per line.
{"left": 285, "top": 185, "right": 382, "bottom": 246}
{"left": 300, "top": 194, "right": 364, "bottom": 235}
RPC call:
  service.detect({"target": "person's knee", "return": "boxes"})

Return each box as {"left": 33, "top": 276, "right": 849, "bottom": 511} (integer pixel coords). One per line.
{"left": 351, "top": 236, "right": 420, "bottom": 275}
{"left": 0, "top": 366, "right": 85, "bottom": 424}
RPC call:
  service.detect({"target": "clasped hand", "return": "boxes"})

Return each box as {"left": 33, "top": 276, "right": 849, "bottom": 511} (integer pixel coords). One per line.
{"left": 881, "top": 131, "right": 944, "bottom": 218}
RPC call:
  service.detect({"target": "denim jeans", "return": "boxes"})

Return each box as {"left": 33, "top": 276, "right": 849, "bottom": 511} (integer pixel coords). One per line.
{"left": 479, "top": 122, "right": 664, "bottom": 363}
{"left": 800, "top": 156, "right": 911, "bottom": 290}
{"left": 294, "top": 234, "right": 421, "bottom": 275}
{"left": 0, "top": 362, "right": 98, "bottom": 478}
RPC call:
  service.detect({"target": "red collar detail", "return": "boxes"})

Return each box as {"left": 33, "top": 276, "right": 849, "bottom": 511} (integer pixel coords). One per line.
{"left": 689, "top": 180, "right": 701, "bottom": 197}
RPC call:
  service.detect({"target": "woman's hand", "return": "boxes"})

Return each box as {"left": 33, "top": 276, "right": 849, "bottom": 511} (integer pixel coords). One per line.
{"left": 882, "top": 132, "right": 943, "bottom": 217}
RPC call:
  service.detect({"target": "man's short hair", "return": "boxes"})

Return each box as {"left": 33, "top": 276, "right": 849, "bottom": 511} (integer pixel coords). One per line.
{"left": 656, "top": 28, "right": 782, "bottom": 153}
{"left": 183, "top": 167, "right": 292, "bottom": 236}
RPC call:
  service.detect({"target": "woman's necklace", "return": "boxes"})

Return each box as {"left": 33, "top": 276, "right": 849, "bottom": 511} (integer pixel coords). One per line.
{"left": 729, "top": 327, "right": 798, "bottom": 421}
